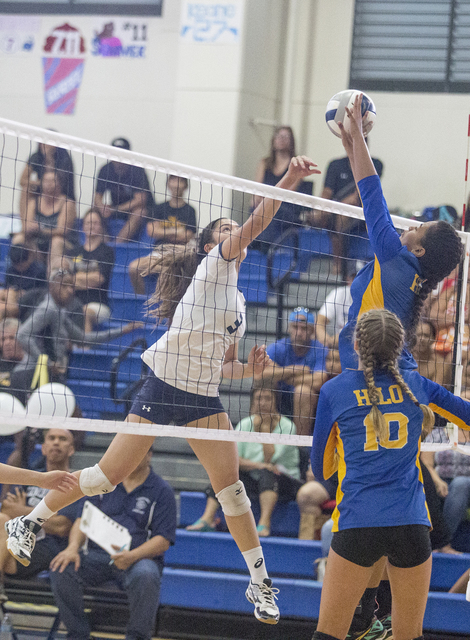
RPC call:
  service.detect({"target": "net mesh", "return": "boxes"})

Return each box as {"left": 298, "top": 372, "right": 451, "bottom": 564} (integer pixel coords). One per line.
{"left": 0, "top": 118, "right": 468, "bottom": 453}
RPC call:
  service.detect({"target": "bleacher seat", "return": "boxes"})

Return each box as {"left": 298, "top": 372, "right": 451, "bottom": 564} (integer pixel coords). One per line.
{"left": 297, "top": 228, "right": 332, "bottom": 273}
{"left": 237, "top": 250, "right": 268, "bottom": 303}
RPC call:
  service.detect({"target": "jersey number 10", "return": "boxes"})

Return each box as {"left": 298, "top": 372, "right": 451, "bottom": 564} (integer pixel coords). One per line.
{"left": 363, "top": 412, "right": 409, "bottom": 451}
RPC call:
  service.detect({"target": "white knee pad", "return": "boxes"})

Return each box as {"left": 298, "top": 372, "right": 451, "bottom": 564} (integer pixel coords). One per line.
{"left": 79, "top": 464, "right": 116, "bottom": 497}
{"left": 216, "top": 480, "right": 251, "bottom": 517}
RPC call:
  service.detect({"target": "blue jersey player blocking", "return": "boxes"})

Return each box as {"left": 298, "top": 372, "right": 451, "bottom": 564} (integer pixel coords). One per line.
{"left": 311, "top": 309, "right": 470, "bottom": 640}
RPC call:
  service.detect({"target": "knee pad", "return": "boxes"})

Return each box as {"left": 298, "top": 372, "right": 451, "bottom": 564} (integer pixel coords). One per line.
{"left": 216, "top": 480, "right": 251, "bottom": 517}
{"left": 79, "top": 464, "right": 116, "bottom": 497}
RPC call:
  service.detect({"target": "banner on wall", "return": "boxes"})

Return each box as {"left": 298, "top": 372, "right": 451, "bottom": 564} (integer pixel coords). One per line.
{"left": 42, "top": 23, "right": 86, "bottom": 115}
{"left": 0, "top": 16, "right": 40, "bottom": 55}
{"left": 180, "top": 0, "right": 243, "bottom": 44}
{"left": 91, "top": 20, "right": 148, "bottom": 58}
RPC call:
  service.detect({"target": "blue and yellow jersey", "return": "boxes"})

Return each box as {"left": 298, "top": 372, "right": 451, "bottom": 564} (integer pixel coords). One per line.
{"left": 311, "top": 368, "right": 470, "bottom": 531}
{"left": 339, "top": 175, "right": 422, "bottom": 370}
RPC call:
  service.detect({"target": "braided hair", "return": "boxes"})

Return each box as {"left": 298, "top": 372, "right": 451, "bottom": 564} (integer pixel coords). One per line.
{"left": 145, "top": 218, "right": 225, "bottom": 324}
{"left": 356, "top": 309, "right": 434, "bottom": 442}
{"left": 407, "top": 221, "right": 464, "bottom": 349}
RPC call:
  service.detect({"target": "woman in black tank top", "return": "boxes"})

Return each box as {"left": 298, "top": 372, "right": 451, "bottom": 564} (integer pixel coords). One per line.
{"left": 19, "top": 169, "right": 76, "bottom": 272}
{"left": 251, "top": 126, "right": 310, "bottom": 253}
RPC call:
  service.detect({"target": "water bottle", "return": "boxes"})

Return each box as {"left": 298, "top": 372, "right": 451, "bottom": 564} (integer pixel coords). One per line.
{"left": 0, "top": 614, "right": 13, "bottom": 640}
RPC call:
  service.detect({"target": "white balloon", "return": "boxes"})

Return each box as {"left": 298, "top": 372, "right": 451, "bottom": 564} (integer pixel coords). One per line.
{"left": 27, "top": 383, "right": 76, "bottom": 418}
{"left": 0, "top": 392, "right": 27, "bottom": 435}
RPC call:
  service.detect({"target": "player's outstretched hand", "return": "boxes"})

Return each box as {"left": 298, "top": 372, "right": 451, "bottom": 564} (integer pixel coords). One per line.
{"left": 344, "top": 92, "right": 364, "bottom": 138}
{"left": 248, "top": 344, "right": 271, "bottom": 377}
{"left": 286, "top": 155, "right": 321, "bottom": 180}
{"left": 39, "top": 470, "right": 78, "bottom": 493}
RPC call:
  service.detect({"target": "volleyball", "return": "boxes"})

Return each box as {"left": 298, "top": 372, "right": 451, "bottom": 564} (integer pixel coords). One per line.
{"left": 325, "top": 90, "right": 376, "bottom": 138}
{"left": 27, "top": 383, "right": 76, "bottom": 418}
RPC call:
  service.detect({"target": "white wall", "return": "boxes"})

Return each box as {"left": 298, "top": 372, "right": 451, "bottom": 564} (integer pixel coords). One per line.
{"left": 0, "top": 0, "right": 469, "bottom": 221}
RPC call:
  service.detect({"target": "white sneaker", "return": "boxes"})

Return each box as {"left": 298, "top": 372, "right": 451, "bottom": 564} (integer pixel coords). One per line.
{"left": 6, "top": 516, "right": 37, "bottom": 567}
{"left": 245, "top": 578, "right": 280, "bottom": 624}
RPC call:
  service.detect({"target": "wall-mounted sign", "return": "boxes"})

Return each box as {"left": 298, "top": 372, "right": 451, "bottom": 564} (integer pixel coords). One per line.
{"left": 42, "top": 23, "right": 86, "bottom": 115}
{"left": 91, "top": 20, "right": 148, "bottom": 58}
{"left": 180, "top": 1, "right": 243, "bottom": 44}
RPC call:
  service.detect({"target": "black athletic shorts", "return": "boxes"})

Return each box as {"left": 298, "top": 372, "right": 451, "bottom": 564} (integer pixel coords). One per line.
{"left": 331, "top": 524, "right": 432, "bottom": 569}
{"left": 130, "top": 372, "right": 226, "bottom": 426}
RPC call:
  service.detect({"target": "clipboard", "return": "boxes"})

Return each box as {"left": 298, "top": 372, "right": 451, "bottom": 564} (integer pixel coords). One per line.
{"left": 79, "top": 500, "right": 131, "bottom": 556}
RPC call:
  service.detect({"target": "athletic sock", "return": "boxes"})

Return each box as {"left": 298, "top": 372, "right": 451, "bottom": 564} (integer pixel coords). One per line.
{"left": 375, "top": 579, "right": 392, "bottom": 619}
{"left": 24, "top": 499, "right": 56, "bottom": 530}
{"left": 242, "top": 546, "right": 269, "bottom": 584}
{"left": 348, "top": 587, "right": 378, "bottom": 634}
{"left": 312, "top": 632, "right": 341, "bottom": 640}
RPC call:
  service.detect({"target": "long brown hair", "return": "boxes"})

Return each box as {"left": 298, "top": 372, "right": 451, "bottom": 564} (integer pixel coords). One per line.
{"left": 355, "top": 309, "right": 434, "bottom": 441}
{"left": 144, "top": 218, "right": 225, "bottom": 324}
{"left": 264, "top": 126, "right": 296, "bottom": 174}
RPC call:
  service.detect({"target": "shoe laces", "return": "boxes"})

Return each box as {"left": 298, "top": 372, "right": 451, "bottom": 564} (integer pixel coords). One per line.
{"left": 14, "top": 520, "right": 35, "bottom": 553}
{"left": 258, "top": 581, "right": 279, "bottom": 606}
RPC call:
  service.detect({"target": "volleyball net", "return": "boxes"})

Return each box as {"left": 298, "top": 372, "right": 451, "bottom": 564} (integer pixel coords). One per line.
{"left": 0, "top": 118, "right": 468, "bottom": 454}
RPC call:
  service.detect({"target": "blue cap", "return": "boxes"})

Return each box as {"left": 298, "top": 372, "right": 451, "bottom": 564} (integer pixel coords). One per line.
{"left": 289, "top": 307, "right": 315, "bottom": 325}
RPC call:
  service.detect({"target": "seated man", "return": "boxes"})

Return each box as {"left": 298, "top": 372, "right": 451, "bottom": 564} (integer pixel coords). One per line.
{"left": 94, "top": 137, "right": 154, "bottom": 242}
{"left": 129, "top": 174, "right": 197, "bottom": 294}
{"left": 49, "top": 450, "right": 177, "bottom": 640}
{"left": 258, "top": 307, "right": 328, "bottom": 436}
{"left": 0, "top": 428, "right": 76, "bottom": 600}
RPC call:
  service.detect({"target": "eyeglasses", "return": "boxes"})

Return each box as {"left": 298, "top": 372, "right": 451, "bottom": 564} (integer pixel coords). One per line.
{"left": 293, "top": 306, "right": 310, "bottom": 313}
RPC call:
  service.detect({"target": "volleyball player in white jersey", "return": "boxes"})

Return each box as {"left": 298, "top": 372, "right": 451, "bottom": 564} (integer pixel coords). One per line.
{"left": 6, "top": 156, "right": 319, "bottom": 625}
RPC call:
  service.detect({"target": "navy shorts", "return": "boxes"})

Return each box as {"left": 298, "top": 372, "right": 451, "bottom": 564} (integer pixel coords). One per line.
{"left": 129, "top": 373, "right": 226, "bottom": 426}
{"left": 331, "top": 524, "right": 432, "bottom": 568}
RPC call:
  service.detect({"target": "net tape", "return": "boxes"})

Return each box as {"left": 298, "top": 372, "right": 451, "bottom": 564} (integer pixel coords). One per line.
{"left": 0, "top": 117, "right": 469, "bottom": 452}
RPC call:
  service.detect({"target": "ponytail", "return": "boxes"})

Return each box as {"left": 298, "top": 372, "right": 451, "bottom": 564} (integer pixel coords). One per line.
{"left": 356, "top": 309, "right": 435, "bottom": 442}
{"left": 144, "top": 218, "right": 225, "bottom": 324}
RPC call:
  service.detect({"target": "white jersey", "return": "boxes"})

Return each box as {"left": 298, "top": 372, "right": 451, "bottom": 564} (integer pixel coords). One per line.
{"left": 318, "top": 285, "right": 352, "bottom": 333}
{"left": 142, "top": 244, "right": 246, "bottom": 397}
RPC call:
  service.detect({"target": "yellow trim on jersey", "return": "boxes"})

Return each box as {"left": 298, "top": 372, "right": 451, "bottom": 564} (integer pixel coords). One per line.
{"left": 358, "top": 256, "right": 384, "bottom": 319}
{"left": 429, "top": 403, "right": 470, "bottom": 431}
{"left": 331, "top": 429, "right": 346, "bottom": 533}
{"left": 416, "top": 442, "right": 432, "bottom": 527}
{"left": 323, "top": 423, "right": 339, "bottom": 479}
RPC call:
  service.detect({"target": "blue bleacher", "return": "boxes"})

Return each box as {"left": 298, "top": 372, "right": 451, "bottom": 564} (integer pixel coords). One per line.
{"left": 237, "top": 250, "right": 269, "bottom": 303}
{"left": 162, "top": 528, "right": 470, "bottom": 633}
{"left": 347, "top": 225, "right": 374, "bottom": 261}
{"left": 297, "top": 228, "right": 332, "bottom": 272}
{"left": 179, "top": 491, "right": 301, "bottom": 538}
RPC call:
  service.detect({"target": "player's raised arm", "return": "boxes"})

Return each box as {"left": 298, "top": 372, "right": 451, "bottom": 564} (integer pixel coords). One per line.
{"left": 338, "top": 94, "right": 377, "bottom": 184}
{"left": 220, "top": 156, "right": 320, "bottom": 262}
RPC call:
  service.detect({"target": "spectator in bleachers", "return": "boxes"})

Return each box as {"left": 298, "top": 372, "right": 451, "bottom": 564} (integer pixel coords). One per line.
{"left": 128, "top": 175, "right": 197, "bottom": 294}
{"left": 0, "top": 428, "right": 76, "bottom": 601}
{"left": 187, "top": 386, "right": 301, "bottom": 537}
{"left": 49, "top": 449, "right": 176, "bottom": 640}
{"left": 250, "top": 126, "right": 313, "bottom": 253}
{"left": 0, "top": 242, "right": 47, "bottom": 322}
{"left": 429, "top": 261, "right": 470, "bottom": 359}
{"left": 17, "top": 169, "right": 77, "bottom": 272}
{"left": 305, "top": 147, "right": 383, "bottom": 277}
{"left": 93, "top": 138, "right": 154, "bottom": 243}
{"left": 315, "top": 261, "right": 364, "bottom": 348}
{"left": 19, "top": 140, "right": 75, "bottom": 220}
{"left": 71, "top": 209, "right": 114, "bottom": 332}
{"left": 256, "top": 307, "right": 328, "bottom": 436}
{"left": 325, "top": 347, "right": 341, "bottom": 379}
{"left": 15, "top": 269, "right": 143, "bottom": 382}
{"left": 412, "top": 320, "right": 451, "bottom": 388}
{"left": 421, "top": 443, "right": 470, "bottom": 551}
